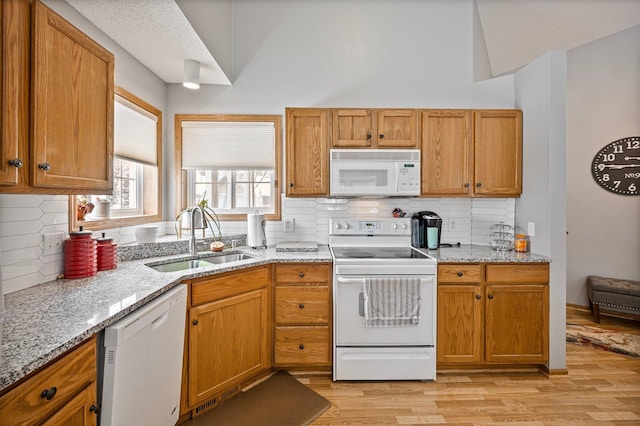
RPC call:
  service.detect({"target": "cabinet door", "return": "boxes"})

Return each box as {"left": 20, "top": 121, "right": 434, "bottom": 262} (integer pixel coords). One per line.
{"left": 473, "top": 110, "right": 522, "bottom": 196}
{"left": 285, "top": 108, "right": 330, "bottom": 196}
{"left": 421, "top": 110, "right": 472, "bottom": 195}
{"left": 0, "top": 0, "right": 29, "bottom": 187}
{"left": 31, "top": 1, "right": 114, "bottom": 191}
{"left": 189, "top": 288, "right": 270, "bottom": 406}
{"left": 437, "top": 284, "right": 484, "bottom": 364}
{"left": 41, "top": 383, "right": 97, "bottom": 426}
{"left": 485, "top": 284, "right": 549, "bottom": 364}
{"left": 376, "top": 109, "right": 418, "bottom": 148}
{"left": 332, "top": 109, "right": 373, "bottom": 147}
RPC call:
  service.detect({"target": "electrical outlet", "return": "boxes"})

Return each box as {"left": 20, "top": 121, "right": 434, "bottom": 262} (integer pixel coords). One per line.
{"left": 284, "top": 217, "right": 295, "bottom": 233}
{"left": 449, "top": 218, "right": 457, "bottom": 232}
{"left": 528, "top": 222, "right": 535, "bottom": 237}
{"left": 44, "top": 232, "right": 64, "bottom": 256}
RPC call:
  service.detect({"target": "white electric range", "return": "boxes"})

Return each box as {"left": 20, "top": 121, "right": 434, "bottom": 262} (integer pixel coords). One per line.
{"left": 329, "top": 218, "right": 437, "bottom": 381}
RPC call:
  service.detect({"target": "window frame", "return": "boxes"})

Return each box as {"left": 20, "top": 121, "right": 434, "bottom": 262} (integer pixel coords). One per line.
{"left": 174, "top": 114, "right": 282, "bottom": 222}
{"left": 69, "top": 87, "right": 163, "bottom": 232}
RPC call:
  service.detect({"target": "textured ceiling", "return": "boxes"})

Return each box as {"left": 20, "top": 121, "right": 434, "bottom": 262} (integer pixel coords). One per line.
{"left": 64, "top": 0, "right": 230, "bottom": 85}
{"left": 64, "top": 0, "right": 640, "bottom": 85}
{"left": 476, "top": 0, "right": 640, "bottom": 76}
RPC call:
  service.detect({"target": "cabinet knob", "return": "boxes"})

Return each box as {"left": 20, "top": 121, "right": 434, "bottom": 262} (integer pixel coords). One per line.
{"left": 289, "top": 182, "right": 294, "bottom": 188}
{"left": 457, "top": 272, "right": 463, "bottom": 277}
{"left": 464, "top": 183, "right": 469, "bottom": 188}
{"left": 488, "top": 294, "right": 494, "bottom": 299}
{"left": 90, "top": 404, "right": 99, "bottom": 414}
{"left": 38, "top": 162, "right": 51, "bottom": 171}
{"left": 192, "top": 319, "right": 199, "bottom": 325}
{"left": 299, "top": 344, "right": 305, "bottom": 350}
{"left": 40, "top": 386, "right": 57, "bottom": 401}
{"left": 298, "top": 272, "right": 305, "bottom": 278}
{"left": 476, "top": 182, "right": 482, "bottom": 187}
{"left": 379, "top": 134, "right": 384, "bottom": 139}
{"left": 299, "top": 303, "right": 305, "bottom": 309}
{"left": 367, "top": 134, "right": 371, "bottom": 140}
{"left": 9, "top": 159, "right": 23, "bottom": 168}
{"left": 475, "top": 294, "right": 481, "bottom": 300}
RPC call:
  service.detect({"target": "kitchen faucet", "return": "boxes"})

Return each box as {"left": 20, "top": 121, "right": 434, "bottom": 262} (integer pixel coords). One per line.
{"left": 189, "top": 206, "right": 204, "bottom": 256}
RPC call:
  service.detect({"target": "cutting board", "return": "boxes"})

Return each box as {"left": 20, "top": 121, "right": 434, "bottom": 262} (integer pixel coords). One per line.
{"left": 275, "top": 241, "right": 319, "bottom": 252}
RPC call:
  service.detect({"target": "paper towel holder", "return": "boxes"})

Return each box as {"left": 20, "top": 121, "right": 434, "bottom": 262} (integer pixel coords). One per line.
{"left": 247, "top": 210, "right": 267, "bottom": 249}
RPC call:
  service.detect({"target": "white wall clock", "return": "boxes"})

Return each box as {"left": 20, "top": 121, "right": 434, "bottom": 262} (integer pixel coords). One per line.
{"left": 591, "top": 136, "right": 640, "bottom": 196}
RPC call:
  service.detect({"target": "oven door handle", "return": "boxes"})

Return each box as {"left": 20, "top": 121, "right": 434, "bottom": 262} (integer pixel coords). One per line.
{"left": 336, "top": 277, "right": 366, "bottom": 284}
{"left": 359, "top": 292, "right": 365, "bottom": 317}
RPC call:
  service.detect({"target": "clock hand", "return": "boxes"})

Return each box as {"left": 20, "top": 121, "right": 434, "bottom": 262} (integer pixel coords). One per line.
{"left": 602, "top": 164, "right": 640, "bottom": 170}
{"left": 626, "top": 156, "right": 640, "bottom": 161}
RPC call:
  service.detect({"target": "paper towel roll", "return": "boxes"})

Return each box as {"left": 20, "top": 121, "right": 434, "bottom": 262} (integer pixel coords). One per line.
{"left": 247, "top": 212, "right": 266, "bottom": 248}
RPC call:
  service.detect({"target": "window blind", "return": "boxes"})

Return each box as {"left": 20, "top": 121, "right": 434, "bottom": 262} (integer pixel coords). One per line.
{"left": 114, "top": 95, "right": 158, "bottom": 166}
{"left": 181, "top": 121, "right": 275, "bottom": 170}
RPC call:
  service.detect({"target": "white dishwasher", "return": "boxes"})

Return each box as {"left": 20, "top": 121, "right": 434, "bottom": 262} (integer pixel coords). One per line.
{"left": 101, "top": 284, "right": 187, "bottom": 426}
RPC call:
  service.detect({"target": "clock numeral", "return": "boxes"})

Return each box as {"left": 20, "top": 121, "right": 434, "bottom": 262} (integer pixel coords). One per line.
{"left": 597, "top": 164, "right": 605, "bottom": 171}
{"left": 613, "top": 181, "right": 621, "bottom": 188}
{"left": 627, "top": 140, "right": 640, "bottom": 150}
{"left": 630, "top": 183, "right": 637, "bottom": 192}
{"left": 613, "top": 145, "right": 623, "bottom": 153}
{"left": 603, "top": 153, "right": 615, "bottom": 162}
{"left": 602, "top": 174, "right": 610, "bottom": 182}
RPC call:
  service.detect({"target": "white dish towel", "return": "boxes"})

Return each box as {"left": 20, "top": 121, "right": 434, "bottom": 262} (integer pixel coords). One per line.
{"left": 363, "top": 277, "right": 421, "bottom": 327}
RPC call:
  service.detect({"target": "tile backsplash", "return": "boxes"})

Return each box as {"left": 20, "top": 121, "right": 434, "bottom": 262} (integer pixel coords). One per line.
{"left": 0, "top": 194, "right": 513, "bottom": 294}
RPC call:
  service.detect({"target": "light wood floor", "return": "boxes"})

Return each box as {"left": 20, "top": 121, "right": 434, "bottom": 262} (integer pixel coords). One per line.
{"left": 301, "top": 307, "right": 640, "bottom": 425}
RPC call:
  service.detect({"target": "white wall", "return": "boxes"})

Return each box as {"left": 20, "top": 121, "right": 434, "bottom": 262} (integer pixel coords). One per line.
{"left": 514, "top": 50, "right": 568, "bottom": 370}
{"left": 566, "top": 25, "right": 640, "bottom": 306}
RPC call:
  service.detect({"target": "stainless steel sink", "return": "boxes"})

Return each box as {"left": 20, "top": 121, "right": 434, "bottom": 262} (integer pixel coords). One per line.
{"left": 147, "top": 253, "right": 255, "bottom": 273}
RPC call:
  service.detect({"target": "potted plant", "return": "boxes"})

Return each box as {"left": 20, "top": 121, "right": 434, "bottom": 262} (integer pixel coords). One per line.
{"left": 175, "top": 191, "right": 222, "bottom": 240}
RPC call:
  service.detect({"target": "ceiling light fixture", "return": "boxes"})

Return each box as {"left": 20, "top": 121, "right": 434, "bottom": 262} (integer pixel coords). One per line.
{"left": 183, "top": 59, "right": 200, "bottom": 89}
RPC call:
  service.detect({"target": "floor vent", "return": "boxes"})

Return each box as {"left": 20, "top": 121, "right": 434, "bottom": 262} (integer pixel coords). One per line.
{"left": 194, "top": 386, "right": 240, "bottom": 416}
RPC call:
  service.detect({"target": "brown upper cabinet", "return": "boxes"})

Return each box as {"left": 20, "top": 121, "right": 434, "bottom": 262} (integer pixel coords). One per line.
{"left": 286, "top": 108, "right": 330, "bottom": 197}
{"left": 421, "top": 109, "right": 522, "bottom": 197}
{"left": 332, "top": 108, "right": 418, "bottom": 148}
{"left": 0, "top": 0, "right": 114, "bottom": 194}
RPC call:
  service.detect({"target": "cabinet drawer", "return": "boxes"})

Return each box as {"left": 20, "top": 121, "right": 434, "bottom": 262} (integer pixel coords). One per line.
{"left": 0, "top": 337, "right": 96, "bottom": 426}
{"left": 275, "top": 286, "right": 329, "bottom": 325}
{"left": 438, "top": 264, "right": 483, "bottom": 283}
{"left": 274, "top": 326, "right": 330, "bottom": 365}
{"left": 191, "top": 266, "right": 270, "bottom": 305}
{"left": 274, "top": 264, "right": 330, "bottom": 285}
{"left": 485, "top": 264, "right": 549, "bottom": 284}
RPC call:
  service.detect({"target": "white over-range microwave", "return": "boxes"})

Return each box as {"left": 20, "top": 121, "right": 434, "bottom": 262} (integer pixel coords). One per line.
{"left": 330, "top": 149, "right": 420, "bottom": 197}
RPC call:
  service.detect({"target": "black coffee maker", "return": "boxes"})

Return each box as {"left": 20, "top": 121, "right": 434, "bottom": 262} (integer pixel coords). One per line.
{"left": 411, "top": 211, "right": 442, "bottom": 249}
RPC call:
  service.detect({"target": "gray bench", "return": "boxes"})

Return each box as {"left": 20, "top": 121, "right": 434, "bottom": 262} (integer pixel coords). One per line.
{"left": 586, "top": 275, "right": 640, "bottom": 323}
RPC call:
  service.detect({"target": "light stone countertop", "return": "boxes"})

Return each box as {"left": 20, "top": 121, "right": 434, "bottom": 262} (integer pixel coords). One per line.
{"left": 0, "top": 242, "right": 549, "bottom": 392}
{"left": 0, "top": 245, "right": 332, "bottom": 392}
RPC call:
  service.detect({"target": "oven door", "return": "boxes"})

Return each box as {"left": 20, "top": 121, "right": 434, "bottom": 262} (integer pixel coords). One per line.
{"left": 334, "top": 274, "right": 435, "bottom": 346}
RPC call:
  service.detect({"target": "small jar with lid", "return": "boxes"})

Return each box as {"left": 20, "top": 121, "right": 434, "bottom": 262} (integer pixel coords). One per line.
{"left": 514, "top": 234, "right": 529, "bottom": 253}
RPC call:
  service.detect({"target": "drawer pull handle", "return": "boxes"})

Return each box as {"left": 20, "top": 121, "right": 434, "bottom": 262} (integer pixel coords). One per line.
{"left": 457, "top": 272, "right": 463, "bottom": 277}
{"left": 41, "top": 386, "right": 57, "bottom": 400}
{"left": 299, "top": 344, "right": 305, "bottom": 350}
{"left": 299, "top": 303, "right": 305, "bottom": 309}
{"left": 488, "top": 294, "right": 494, "bottom": 299}
{"left": 298, "top": 272, "right": 305, "bottom": 278}
{"left": 192, "top": 319, "right": 199, "bottom": 325}
{"left": 475, "top": 294, "right": 481, "bottom": 300}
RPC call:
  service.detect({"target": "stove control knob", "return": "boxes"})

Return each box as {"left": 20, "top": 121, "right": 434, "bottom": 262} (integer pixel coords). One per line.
{"left": 402, "top": 223, "right": 408, "bottom": 230}
{"left": 334, "top": 223, "right": 341, "bottom": 230}
{"left": 343, "top": 223, "right": 350, "bottom": 230}
{"left": 392, "top": 223, "right": 398, "bottom": 230}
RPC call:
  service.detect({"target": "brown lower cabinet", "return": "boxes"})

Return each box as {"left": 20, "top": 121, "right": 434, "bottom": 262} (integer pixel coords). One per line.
{"left": 0, "top": 336, "right": 98, "bottom": 426}
{"left": 437, "top": 263, "right": 549, "bottom": 367}
{"left": 181, "top": 265, "right": 272, "bottom": 417}
{"left": 273, "top": 263, "right": 332, "bottom": 367}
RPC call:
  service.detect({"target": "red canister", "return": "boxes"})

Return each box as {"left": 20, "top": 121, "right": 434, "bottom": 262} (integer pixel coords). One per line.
{"left": 64, "top": 227, "right": 97, "bottom": 278}
{"left": 97, "top": 232, "right": 117, "bottom": 271}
